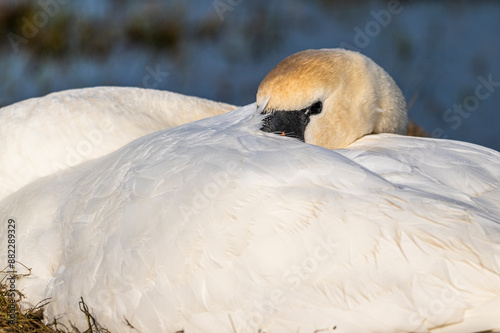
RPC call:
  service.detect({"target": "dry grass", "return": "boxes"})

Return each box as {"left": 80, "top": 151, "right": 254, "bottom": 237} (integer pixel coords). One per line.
{"left": 0, "top": 266, "right": 111, "bottom": 333}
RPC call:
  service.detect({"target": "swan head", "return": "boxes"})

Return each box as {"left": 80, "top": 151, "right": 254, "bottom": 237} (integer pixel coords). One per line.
{"left": 257, "top": 49, "right": 408, "bottom": 149}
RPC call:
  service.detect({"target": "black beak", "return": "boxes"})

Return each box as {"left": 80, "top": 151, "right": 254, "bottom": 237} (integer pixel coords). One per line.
{"left": 259, "top": 101, "right": 323, "bottom": 142}
{"left": 260, "top": 110, "right": 310, "bottom": 141}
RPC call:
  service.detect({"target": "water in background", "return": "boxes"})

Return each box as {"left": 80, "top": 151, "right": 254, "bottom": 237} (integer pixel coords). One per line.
{"left": 1, "top": 0, "right": 499, "bottom": 151}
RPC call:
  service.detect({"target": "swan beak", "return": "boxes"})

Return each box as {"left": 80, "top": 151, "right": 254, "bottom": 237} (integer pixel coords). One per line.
{"left": 260, "top": 110, "right": 310, "bottom": 141}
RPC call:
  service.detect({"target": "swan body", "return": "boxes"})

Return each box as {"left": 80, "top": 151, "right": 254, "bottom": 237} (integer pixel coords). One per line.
{"left": 2, "top": 104, "right": 500, "bottom": 332}
{"left": 0, "top": 87, "right": 235, "bottom": 200}
{"left": 1, "top": 49, "right": 499, "bottom": 332}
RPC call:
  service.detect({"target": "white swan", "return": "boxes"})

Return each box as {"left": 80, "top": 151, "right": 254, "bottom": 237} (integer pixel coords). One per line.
{"left": 0, "top": 59, "right": 425, "bottom": 202}
{"left": 0, "top": 87, "right": 235, "bottom": 200}
{"left": 1, "top": 49, "right": 500, "bottom": 333}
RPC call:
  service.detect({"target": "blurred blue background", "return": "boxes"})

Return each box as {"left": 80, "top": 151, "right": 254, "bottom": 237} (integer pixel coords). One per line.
{"left": 1, "top": 0, "right": 499, "bottom": 151}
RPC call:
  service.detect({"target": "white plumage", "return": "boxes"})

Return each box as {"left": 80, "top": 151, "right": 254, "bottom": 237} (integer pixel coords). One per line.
{"left": 0, "top": 87, "right": 235, "bottom": 200}
{"left": 1, "top": 49, "right": 500, "bottom": 332}
{"left": 2, "top": 104, "right": 500, "bottom": 332}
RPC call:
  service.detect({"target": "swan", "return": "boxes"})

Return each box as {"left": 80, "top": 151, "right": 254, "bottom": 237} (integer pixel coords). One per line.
{"left": 0, "top": 66, "right": 424, "bottom": 201}
{"left": 1, "top": 48, "right": 499, "bottom": 333}
{"left": 0, "top": 87, "right": 235, "bottom": 200}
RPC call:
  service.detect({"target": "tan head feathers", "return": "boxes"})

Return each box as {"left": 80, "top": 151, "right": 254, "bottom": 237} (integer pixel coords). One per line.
{"left": 257, "top": 49, "right": 407, "bottom": 149}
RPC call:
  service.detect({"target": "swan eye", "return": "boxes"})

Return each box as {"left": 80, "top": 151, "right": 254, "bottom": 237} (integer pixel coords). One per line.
{"left": 307, "top": 101, "right": 323, "bottom": 115}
